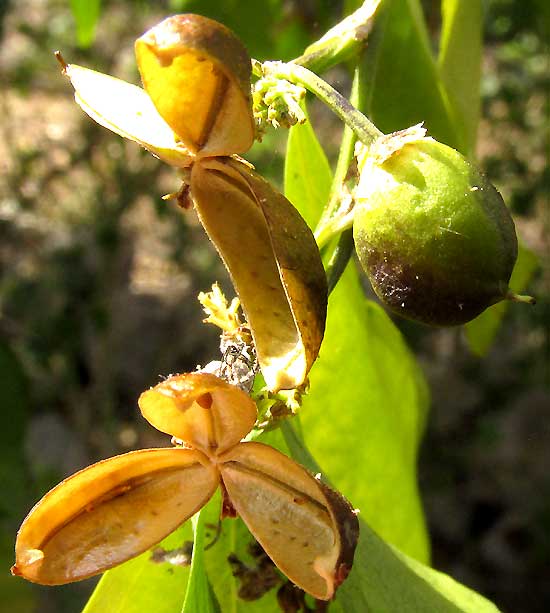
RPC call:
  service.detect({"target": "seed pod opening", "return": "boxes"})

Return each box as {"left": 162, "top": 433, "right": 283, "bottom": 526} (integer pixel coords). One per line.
{"left": 191, "top": 158, "right": 327, "bottom": 391}
{"left": 138, "top": 372, "right": 257, "bottom": 454}
{"left": 12, "top": 448, "right": 218, "bottom": 585}
{"left": 57, "top": 15, "right": 327, "bottom": 391}
{"left": 63, "top": 63, "right": 193, "bottom": 167}
{"left": 218, "top": 442, "right": 359, "bottom": 600}
{"left": 353, "top": 134, "right": 518, "bottom": 326}
{"left": 135, "top": 14, "right": 254, "bottom": 157}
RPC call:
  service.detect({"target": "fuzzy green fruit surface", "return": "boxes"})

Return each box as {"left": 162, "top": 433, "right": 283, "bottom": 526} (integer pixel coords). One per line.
{"left": 353, "top": 137, "right": 518, "bottom": 326}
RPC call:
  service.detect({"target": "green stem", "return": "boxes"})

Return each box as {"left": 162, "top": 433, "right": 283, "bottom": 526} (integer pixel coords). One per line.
{"left": 316, "top": 64, "right": 364, "bottom": 236}
{"left": 507, "top": 291, "right": 536, "bottom": 305}
{"left": 325, "top": 229, "right": 355, "bottom": 295}
{"left": 316, "top": 59, "right": 371, "bottom": 294}
{"left": 253, "top": 60, "right": 383, "bottom": 146}
{"left": 315, "top": 210, "right": 354, "bottom": 250}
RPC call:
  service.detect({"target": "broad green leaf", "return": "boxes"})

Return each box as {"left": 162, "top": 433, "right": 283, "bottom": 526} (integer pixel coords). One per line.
{"left": 166, "top": 0, "right": 304, "bottom": 61}
{"left": 465, "top": 243, "right": 539, "bottom": 355}
{"left": 284, "top": 108, "right": 332, "bottom": 229}
{"left": 203, "top": 490, "right": 281, "bottom": 612}
{"left": 302, "top": 266, "right": 431, "bottom": 563}
{"left": 283, "top": 422, "right": 500, "bottom": 613}
{"left": 0, "top": 343, "right": 35, "bottom": 612}
{"left": 83, "top": 523, "right": 192, "bottom": 613}
{"left": 438, "top": 0, "right": 483, "bottom": 157}
{"left": 69, "top": 0, "right": 101, "bottom": 48}
{"left": 182, "top": 511, "right": 217, "bottom": 613}
{"left": 337, "top": 520, "right": 500, "bottom": 612}
{"left": 364, "top": 0, "right": 463, "bottom": 151}
{"left": 285, "top": 99, "right": 430, "bottom": 563}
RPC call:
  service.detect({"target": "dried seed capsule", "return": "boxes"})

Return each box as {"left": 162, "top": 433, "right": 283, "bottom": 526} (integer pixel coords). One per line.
{"left": 353, "top": 131, "right": 519, "bottom": 326}
{"left": 191, "top": 158, "right": 327, "bottom": 391}
{"left": 135, "top": 14, "right": 255, "bottom": 157}
{"left": 138, "top": 372, "right": 257, "bottom": 455}
{"left": 60, "top": 62, "right": 194, "bottom": 167}
{"left": 218, "top": 442, "right": 359, "bottom": 600}
{"left": 57, "top": 14, "right": 327, "bottom": 390}
{"left": 13, "top": 373, "right": 358, "bottom": 598}
{"left": 12, "top": 448, "right": 218, "bottom": 584}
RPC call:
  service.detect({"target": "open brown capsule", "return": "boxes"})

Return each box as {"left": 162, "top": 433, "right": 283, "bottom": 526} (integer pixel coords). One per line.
{"left": 13, "top": 374, "right": 358, "bottom": 599}
{"left": 135, "top": 14, "right": 254, "bottom": 157}
{"left": 12, "top": 448, "right": 218, "bottom": 584}
{"left": 138, "top": 372, "right": 257, "bottom": 454}
{"left": 58, "top": 14, "right": 327, "bottom": 391}
{"left": 191, "top": 158, "right": 327, "bottom": 391}
{"left": 219, "top": 442, "right": 359, "bottom": 600}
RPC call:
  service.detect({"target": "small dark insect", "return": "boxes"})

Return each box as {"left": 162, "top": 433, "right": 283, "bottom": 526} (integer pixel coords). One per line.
{"left": 219, "top": 330, "right": 258, "bottom": 392}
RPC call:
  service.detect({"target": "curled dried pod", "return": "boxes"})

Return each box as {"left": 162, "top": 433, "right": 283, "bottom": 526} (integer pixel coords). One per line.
{"left": 57, "top": 14, "right": 327, "bottom": 391}
{"left": 191, "top": 158, "right": 327, "bottom": 391}
{"left": 353, "top": 128, "right": 521, "bottom": 326}
{"left": 13, "top": 374, "right": 358, "bottom": 599}
{"left": 135, "top": 14, "right": 254, "bottom": 157}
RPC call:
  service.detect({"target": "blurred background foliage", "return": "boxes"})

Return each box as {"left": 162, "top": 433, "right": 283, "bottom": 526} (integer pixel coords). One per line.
{"left": 0, "top": 0, "right": 548, "bottom": 611}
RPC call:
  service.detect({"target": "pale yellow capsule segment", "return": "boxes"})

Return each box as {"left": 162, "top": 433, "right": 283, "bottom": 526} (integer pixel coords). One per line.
{"left": 191, "top": 158, "right": 327, "bottom": 391}
{"left": 64, "top": 63, "right": 193, "bottom": 168}
{"left": 135, "top": 14, "right": 255, "bottom": 157}
{"left": 227, "top": 159, "right": 327, "bottom": 388}
{"left": 138, "top": 372, "right": 258, "bottom": 454}
{"left": 12, "top": 448, "right": 218, "bottom": 585}
{"left": 218, "top": 442, "right": 359, "bottom": 600}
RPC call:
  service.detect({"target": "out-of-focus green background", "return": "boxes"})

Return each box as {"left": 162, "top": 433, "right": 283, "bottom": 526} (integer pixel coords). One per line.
{"left": 0, "top": 0, "right": 547, "bottom": 611}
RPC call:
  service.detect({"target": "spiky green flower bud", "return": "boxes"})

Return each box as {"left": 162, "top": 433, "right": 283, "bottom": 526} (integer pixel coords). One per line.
{"left": 253, "top": 74, "right": 306, "bottom": 136}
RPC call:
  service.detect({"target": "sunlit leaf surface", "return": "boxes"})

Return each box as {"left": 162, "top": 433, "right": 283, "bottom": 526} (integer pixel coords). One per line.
{"left": 182, "top": 511, "right": 217, "bottom": 613}
{"left": 466, "top": 243, "right": 539, "bottom": 355}
{"left": 438, "top": 0, "right": 482, "bottom": 157}
{"left": 335, "top": 518, "right": 501, "bottom": 612}
{"left": 284, "top": 107, "right": 332, "bottom": 229}
{"left": 363, "top": 0, "right": 461, "bottom": 150}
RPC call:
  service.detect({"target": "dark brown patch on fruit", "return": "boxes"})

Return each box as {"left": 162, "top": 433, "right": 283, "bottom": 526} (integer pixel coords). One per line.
{"left": 365, "top": 247, "right": 505, "bottom": 326}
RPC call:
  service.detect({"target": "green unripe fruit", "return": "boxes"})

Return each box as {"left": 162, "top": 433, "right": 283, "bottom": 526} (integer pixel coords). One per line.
{"left": 353, "top": 132, "right": 518, "bottom": 326}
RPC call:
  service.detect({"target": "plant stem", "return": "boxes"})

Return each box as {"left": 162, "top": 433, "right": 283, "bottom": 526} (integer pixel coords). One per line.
{"left": 507, "top": 291, "right": 536, "bottom": 305}
{"left": 325, "top": 229, "right": 355, "bottom": 295}
{"left": 182, "top": 509, "right": 215, "bottom": 613}
{"left": 315, "top": 212, "right": 354, "bottom": 250}
{"left": 316, "top": 65, "right": 363, "bottom": 235}
{"left": 253, "top": 60, "right": 383, "bottom": 147}
{"left": 316, "top": 58, "right": 371, "bottom": 294}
